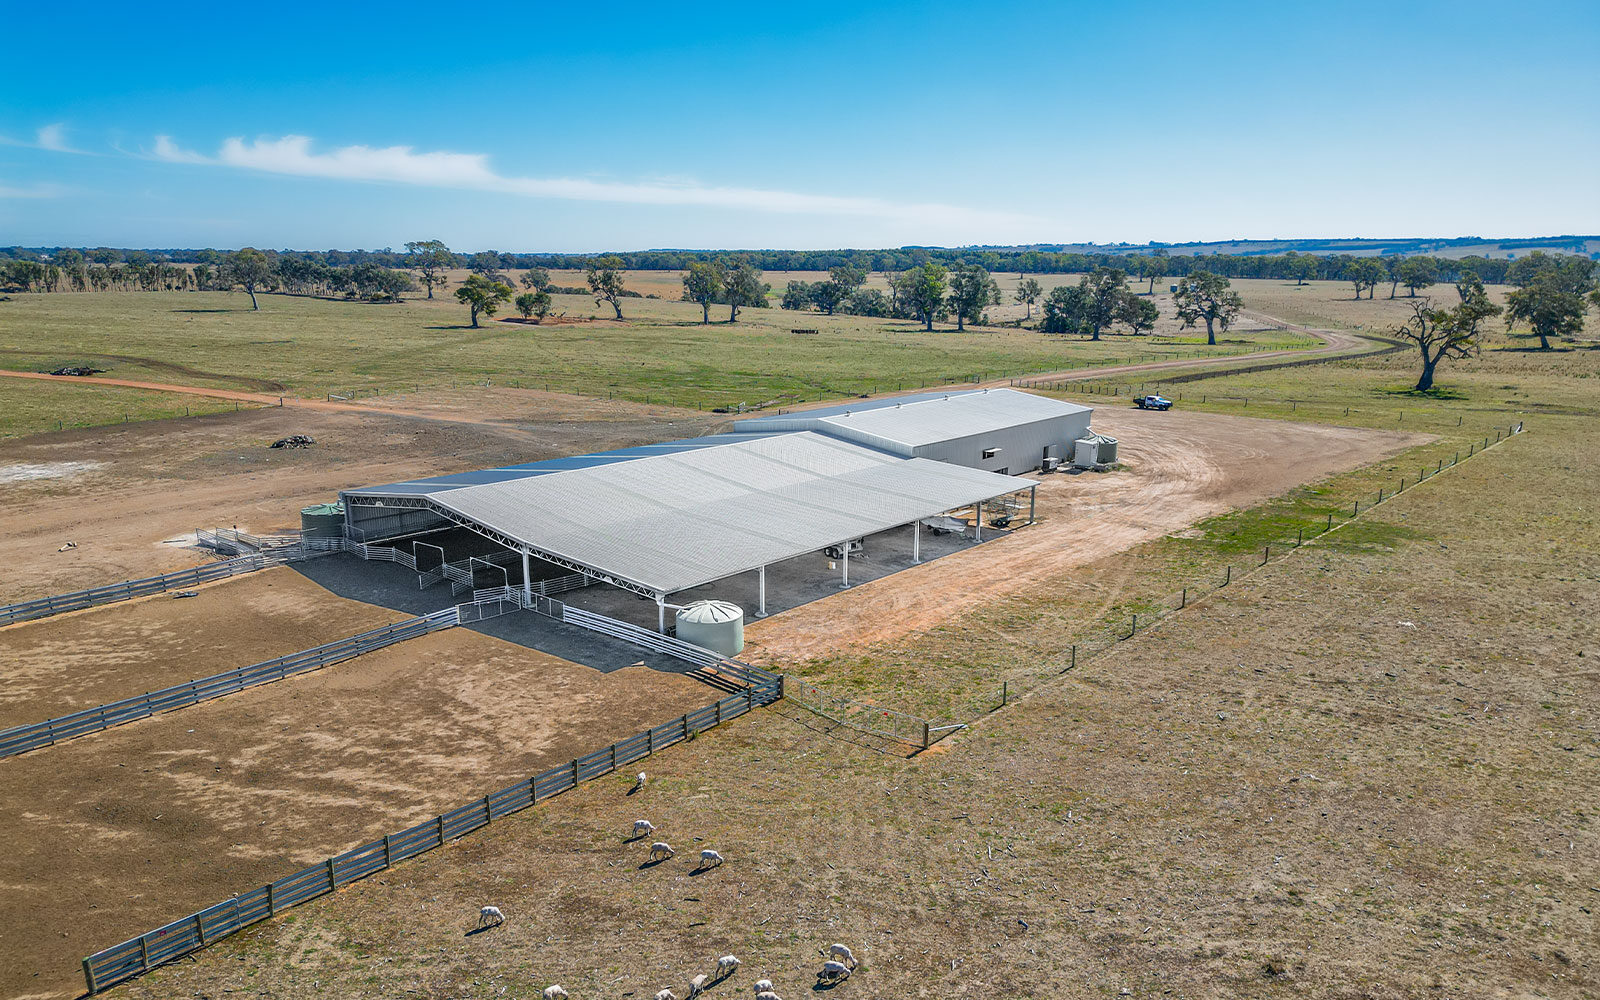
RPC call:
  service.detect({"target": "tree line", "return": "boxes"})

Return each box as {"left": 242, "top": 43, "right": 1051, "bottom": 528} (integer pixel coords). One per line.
{"left": 8, "top": 243, "right": 1591, "bottom": 288}
{"left": 0, "top": 246, "right": 416, "bottom": 306}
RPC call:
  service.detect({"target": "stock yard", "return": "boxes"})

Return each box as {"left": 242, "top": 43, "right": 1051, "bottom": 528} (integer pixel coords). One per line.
{"left": 0, "top": 276, "right": 1594, "bottom": 999}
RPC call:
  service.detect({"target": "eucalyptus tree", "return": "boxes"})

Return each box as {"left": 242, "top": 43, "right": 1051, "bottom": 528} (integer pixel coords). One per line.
{"left": 1172, "top": 271, "right": 1242, "bottom": 345}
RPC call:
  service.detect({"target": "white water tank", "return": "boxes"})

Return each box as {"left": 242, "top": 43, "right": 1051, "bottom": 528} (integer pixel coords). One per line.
{"left": 675, "top": 600, "right": 745, "bottom": 657}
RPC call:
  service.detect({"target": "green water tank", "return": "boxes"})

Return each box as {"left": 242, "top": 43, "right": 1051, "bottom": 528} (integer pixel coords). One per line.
{"left": 300, "top": 502, "right": 346, "bottom": 538}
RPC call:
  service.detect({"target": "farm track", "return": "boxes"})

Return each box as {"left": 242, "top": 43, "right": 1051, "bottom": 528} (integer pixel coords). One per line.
{"left": 0, "top": 308, "right": 1367, "bottom": 436}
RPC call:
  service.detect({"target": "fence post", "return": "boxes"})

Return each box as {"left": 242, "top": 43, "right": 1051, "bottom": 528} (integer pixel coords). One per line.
{"left": 195, "top": 913, "right": 207, "bottom": 946}
{"left": 1002, "top": 680, "right": 1008, "bottom": 706}
{"left": 1327, "top": 513, "right": 1333, "bottom": 531}
{"left": 1297, "top": 527, "right": 1303, "bottom": 546}
{"left": 922, "top": 721, "right": 930, "bottom": 750}
{"left": 84, "top": 958, "right": 98, "bottom": 994}
{"left": 383, "top": 835, "right": 392, "bottom": 867}
{"left": 483, "top": 794, "right": 493, "bottom": 822}
{"left": 715, "top": 700, "right": 722, "bottom": 725}
{"left": 1181, "top": 588, "right": 1186, "bottom": 608}
{"left": 1071, "top": 644, "right": 1077, "bottom": 670}
{"left": 326, "top": 858, "right": 337, "bottom": 891}
{"left": 572, "top": 758, "right": 580, "bottom": 787}
{"left": 267, "top": 881, "right": 277, "bottom": 915}
{"left": 610, "top": 743, "right": 617, "bottom": 770}
{"left": 436, "top": 814, "right": 446, "bottom": 847}
{"left": 1224, "top": 565, "right": 1231, "bottom": 586}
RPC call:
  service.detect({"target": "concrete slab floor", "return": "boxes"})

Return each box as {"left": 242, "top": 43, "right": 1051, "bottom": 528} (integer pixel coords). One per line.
{"left": 289, "top": 554, "right": 693, "bottom": 677}
{"left": 562, "top": 520, "right": 1016, "bottom": 632}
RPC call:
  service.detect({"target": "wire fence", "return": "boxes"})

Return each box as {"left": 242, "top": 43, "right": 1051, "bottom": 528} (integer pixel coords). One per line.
{"left": 80, "top": 622, "right": 782, "bottom": 994}
{"left": 952, "top": 421, "right": 1527, "bottom": 721}
{"left": 781, "top": 675, "right": 961, "bottom": 748}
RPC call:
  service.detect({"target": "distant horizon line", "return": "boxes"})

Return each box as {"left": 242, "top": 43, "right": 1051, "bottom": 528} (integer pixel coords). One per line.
{"left": 5, "top": 234, "right": 1596, "bottom": 256}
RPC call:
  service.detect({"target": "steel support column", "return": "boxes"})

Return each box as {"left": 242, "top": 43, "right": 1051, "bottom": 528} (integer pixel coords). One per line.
{"left": 975, "top": 504, "right": 983, "bottom": 541}
{"left": 522, "top": 549, "right": 532, "bottom": 605}
{"left": 1029, "top": 485, "right": 1037, "bottom": 525}
{"left": 841, "top": 544, "right": 850, "bottom": 589}
{"left": 757, "top": 565, "right": 767, "bottom": 617}
{"left": 656, "top": 593, "right": 667, "bottom": 634}
{"left": 912, "top": 521, "right": 921, "bottom": 563}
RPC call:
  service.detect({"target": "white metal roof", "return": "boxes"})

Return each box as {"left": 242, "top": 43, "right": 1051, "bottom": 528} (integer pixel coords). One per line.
{"left": 733, "top": 388, "right": 1091, "bottom": 450}
{"left": 347, "top": 431, "right": 1033, "bottom": 595}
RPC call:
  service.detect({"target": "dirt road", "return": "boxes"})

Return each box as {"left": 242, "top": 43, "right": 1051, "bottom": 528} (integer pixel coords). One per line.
{"left": 743, "top": 406, "right": 1430, "bottom": 663}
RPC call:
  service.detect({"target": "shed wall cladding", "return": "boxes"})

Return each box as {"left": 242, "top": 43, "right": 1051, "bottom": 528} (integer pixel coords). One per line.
{"left": 913, "top": 410, "right": 1092, "bottom": 474}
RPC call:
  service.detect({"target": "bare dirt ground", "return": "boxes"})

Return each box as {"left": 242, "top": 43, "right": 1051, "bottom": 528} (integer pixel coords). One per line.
{"left": 0, "top": 388, "right": 717, "bottom": 604}
{"left": 115, "top": 419, "right": 1599, "bottom": 1000}
{"left": 744, "top": 407, "right": 1430, "bottom": 663}
{"left": 0, "top": 617, "right": 716, "bottom": 1000}
{"left": 0, "top": 568, "right": 407, "bottom": 728}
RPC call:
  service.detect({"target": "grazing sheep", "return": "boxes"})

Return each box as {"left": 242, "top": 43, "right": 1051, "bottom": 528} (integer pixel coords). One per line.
{"left": 477, "top": 905, "right": 504, "bottom": 927}
{"left": 697, "top": 848, "right": 724, "bottom": 869}
{"left": 716, "top": 954, "right": 741, "bottom": 978}
{"left": 828, "top": 943, "right": 857, "bottom": 968}
{"left": 653, "top": 991, "right": 677, "bottom": 1000}
{"left": 687, "top": 973, "right": 709, "bottom": 997}
{"left": 632, "top": 771, "right": 647, "bottom": 791}
{"left": 542, "top": 987, "right": 569, "bottom": 1000}
{"left": 648, "top": 841, "right": 675, "bottom": 862}
{"left": 818, "top": 960, "right": 851, "bottom": 983}
{"left": 755, "top": 993, "right": 782, "bottom": 1000}
{"left": 633, "top": 819, "right": 655, "bottom": 839}
{"left": 753, "top": 979, "right": 774, "bottom": 994}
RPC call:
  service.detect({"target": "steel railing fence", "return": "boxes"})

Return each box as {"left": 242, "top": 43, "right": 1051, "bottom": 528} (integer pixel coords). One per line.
{"left": 81, "top": 654, "right": 782, "bottom": 993}
{"left": 0, "top": 554, "right": 272, "bottom": 628}
{"left": 0, "top": 608, "right": 461, "bottom": 758}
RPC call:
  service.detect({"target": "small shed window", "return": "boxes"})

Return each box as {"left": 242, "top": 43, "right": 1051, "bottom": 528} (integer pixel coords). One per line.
{"left": 982, "top": 447, "right": 1002, "bottom": 459}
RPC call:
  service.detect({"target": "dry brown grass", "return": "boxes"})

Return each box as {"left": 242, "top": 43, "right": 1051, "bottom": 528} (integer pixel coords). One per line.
{"left": 114, "top": 408, "right": 1598, "bottom": 997}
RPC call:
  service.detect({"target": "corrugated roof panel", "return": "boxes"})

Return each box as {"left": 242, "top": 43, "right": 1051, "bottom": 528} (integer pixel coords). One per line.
{"left": 731, "top": 388, "right": 1090, "bottom": 450}
{"left": 355, "top": 431, "right": 1032, "bottom": 594}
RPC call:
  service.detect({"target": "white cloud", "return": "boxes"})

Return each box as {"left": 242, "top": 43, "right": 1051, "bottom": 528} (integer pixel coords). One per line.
{"left": 0, "top": 179, "right": 64, "bottom": 198}
{"left": 0, "top": 123, "right": 90, "bottom": 154}
{"left": 149, "top": 133, "right": 1025, "bottom": 228}
{"left": 35, "top": 123, "right": 77, "bottom": 153}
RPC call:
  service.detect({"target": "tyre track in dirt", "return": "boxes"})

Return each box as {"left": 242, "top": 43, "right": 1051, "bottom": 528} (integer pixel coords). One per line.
{"left": 742, "top": 407, "right": 1432, "bottom": 664}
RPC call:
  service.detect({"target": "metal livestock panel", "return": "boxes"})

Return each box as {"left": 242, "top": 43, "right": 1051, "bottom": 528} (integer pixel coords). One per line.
{"left": 0, "top": 609, "right": 459, "bottom": 758}
{"left": 0, "top": 554, "right": 269, "bottom": 627}
{"left": 83, "top": 682, "right": 781, "bottom": 993}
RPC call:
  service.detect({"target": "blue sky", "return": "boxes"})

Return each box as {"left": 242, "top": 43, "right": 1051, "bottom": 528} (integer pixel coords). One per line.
{"left": 2, "top": 0, "right": 1596, "bottom": 251}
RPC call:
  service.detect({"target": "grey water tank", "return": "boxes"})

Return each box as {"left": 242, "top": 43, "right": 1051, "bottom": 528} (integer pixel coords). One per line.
{"left": 675, "top": 600, "right": 745, "bottom": 657}
{"left": 1077, "top": 432, "right": 1119, "bottom": 464}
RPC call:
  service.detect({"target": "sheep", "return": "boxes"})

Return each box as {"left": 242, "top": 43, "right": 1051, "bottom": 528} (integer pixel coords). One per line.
{"left": 716, "top": 954, "right": 741, "bottom": 979}
{"left": 633, "top": 818, "right": 656, "bottom": 839}
{"left": 648, "top": 841, "right": 675, "bottom": 862}
{"left": 477, "top": 905, "right": 504, "bottom": 928}
{"left": 755, "top": 993, "right": 783, "bottom": 1000}
{"left": 687, "top": 973, "right": 709, "bottom": 997}
{"left": 818, "top": 960, "right": 851, "bottom": 983}
{"left": 653, "top": 991, "right": 677, "bottom": 1000}
{"left": 828, "top": 943, "right": 857, "bottom": 968}
{"left": 697, "top": 848, "right": 724, "bottom": 870}
{"left": 542, "top": 987, "right": 569, "bottom": 1000}
{"left": 632, "top": 771, "right": 647, "bottom": 792}
{"left": 753, "top": 979, "right": 774, "bottom": 994}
